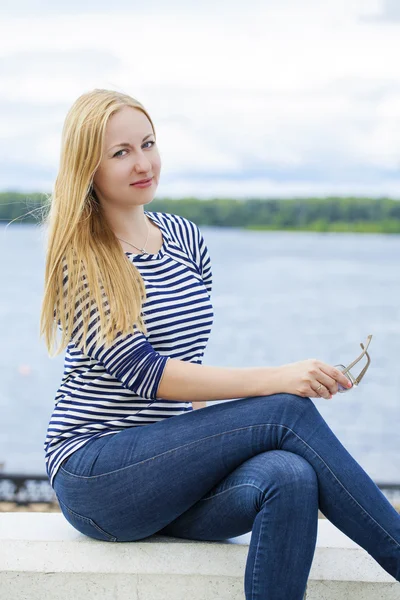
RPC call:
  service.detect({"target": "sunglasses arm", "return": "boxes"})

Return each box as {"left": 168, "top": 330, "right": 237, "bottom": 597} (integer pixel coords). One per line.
{"left": 353, "top": 349, "right": 371, "bottom": 385}
{"left": 342, "top": 346, "right": 370, "bottom": 384}
{"left": 343, "top": 336, "right": 372, "bottom": 373}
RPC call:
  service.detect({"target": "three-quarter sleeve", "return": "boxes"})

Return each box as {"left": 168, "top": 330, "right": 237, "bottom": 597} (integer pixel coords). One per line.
{"left": 57, "top": 263, "right": 170, "bottom": 400}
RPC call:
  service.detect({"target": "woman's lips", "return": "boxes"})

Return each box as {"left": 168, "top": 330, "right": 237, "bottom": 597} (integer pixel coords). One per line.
{"left": 131, "top": 177, "right": 153, "bottom": 187}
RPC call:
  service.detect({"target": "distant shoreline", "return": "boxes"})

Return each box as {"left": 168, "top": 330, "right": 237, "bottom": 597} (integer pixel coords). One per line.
{"left": 1, "top": 193, "right": 400, "bottom": 234}
{"left": 2, "top": 222, "right": 400, "bottom": 234}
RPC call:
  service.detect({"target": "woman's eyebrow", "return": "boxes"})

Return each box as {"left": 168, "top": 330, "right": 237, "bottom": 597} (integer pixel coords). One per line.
{"left": 108, "top": 133, "right": 154, "bottom": 152}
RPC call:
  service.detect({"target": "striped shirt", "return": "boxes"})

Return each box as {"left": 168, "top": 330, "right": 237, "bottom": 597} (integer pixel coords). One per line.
{"left": 44, "top": 211, "right": 214, "bottom": 488}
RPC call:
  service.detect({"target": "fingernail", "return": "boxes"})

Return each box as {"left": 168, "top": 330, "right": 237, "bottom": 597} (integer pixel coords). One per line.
{"left": 347, "top": 381, "right": 352, "bottom": 388}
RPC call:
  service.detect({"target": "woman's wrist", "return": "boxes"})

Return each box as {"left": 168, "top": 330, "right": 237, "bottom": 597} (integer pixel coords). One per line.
{"left": 254, "top": 366, "right": 285, "bottom": 397}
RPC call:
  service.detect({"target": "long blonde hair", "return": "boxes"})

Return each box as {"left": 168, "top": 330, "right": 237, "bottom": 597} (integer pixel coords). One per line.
{"left": 39, "top": 88, "right": 156, "bottom": 357}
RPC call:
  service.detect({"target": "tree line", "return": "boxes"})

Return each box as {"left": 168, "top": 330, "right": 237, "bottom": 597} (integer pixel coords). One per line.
{"left": 1, "top": 191, "right": 400, "bottom": 233}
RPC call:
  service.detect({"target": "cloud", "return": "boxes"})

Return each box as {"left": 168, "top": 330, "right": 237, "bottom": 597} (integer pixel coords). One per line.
{"left": 0, "top": 0, "right": 400, "bottom": 197}
{"left": 0, "top": 50, "right": 121, "bottom": 79}
{"left": 1, "top": 0, "right": 187, "bottom": 17}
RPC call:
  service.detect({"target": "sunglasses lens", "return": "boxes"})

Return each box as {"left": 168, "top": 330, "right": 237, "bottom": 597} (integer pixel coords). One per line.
{"left": 334, "top": 364, "right": 354, "bottom": 393}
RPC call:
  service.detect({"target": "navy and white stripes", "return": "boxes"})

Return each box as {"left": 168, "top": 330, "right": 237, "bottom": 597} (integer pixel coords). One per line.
{"left": 44, "top": 211, "right": 214, "bottom": 488}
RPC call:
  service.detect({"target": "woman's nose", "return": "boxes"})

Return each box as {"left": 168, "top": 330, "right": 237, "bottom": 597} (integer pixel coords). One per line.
{"left": 134, "top": 157, "right": 152, "bottom": 172}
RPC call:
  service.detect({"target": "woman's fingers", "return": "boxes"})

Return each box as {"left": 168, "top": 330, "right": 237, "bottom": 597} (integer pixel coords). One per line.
{"left": 318, "top": 372, "right": 339, "bottom": 395}
{"left": 315, "top": 363, "right": 353, "bottom": 397}
{"left": 288, "top": 359, "right": 352, "bottom": 400}
{"left": 308, "top": 363, "right": 347, "bottom": 399}
{"left": 308, "top": 365, "right": 337, "bottom": 396}
{"left": 310, "top": 381, "right": 332, "bottom": 400}
{"left": 320, "top": 363, "right": 352, "bottom": 390}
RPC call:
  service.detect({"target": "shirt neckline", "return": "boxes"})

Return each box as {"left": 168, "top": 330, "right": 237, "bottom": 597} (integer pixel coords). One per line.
{"left": 124, "top": 211, "right": 170, "bottom": 261}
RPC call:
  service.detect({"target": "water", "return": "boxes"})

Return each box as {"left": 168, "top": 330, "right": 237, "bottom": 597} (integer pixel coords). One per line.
{"left": 0, "top": 222, "right": 399, "bottom": 482}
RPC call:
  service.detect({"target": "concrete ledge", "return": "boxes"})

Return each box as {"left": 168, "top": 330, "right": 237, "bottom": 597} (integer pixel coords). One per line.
{"left": 0, "top": 512, "right": 398, "bottom": 599}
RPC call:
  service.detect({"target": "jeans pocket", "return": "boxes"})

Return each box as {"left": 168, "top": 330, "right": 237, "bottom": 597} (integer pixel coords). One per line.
{"left": 58, "top": 499, "right": 118, "bottom": 542}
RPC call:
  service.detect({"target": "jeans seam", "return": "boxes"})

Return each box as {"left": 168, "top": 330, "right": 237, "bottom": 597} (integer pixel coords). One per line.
{"left": 59, "top": 421, "right": 400, "bottom": 550}
{"left": 58, "top": 498, "right": 118, "bottom": 542}
{"left": 252, "top": 500, "right": 264, "bottom": 600}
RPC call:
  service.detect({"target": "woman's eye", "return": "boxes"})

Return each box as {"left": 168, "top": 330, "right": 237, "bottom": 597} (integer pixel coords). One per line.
{"left": 113, "top": 141, "right": 155, "bottom": 158}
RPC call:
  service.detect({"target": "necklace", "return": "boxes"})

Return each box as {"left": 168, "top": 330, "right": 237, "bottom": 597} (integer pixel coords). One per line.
{"left": 117, "top": 217, "right": 150, "bottom": 254}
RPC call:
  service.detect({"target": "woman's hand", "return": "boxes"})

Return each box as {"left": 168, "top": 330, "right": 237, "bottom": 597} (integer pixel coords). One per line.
{"left": 277, "top": 359, "right": 353, "bottom": 400}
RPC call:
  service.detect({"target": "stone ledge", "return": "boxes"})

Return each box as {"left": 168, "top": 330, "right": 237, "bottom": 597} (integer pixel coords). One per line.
{"left": 0, "top": 512, "right": 398, "bottom": 599}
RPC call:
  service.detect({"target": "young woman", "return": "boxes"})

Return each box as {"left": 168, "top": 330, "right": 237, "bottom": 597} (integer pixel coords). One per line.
{"left": 40, "top": 88, "right": 400, "bottom": 599}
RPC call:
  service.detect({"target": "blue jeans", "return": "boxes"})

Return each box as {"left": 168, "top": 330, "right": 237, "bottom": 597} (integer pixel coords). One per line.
{"left": 53, "top": 394, "right": 400, "bottom": 599}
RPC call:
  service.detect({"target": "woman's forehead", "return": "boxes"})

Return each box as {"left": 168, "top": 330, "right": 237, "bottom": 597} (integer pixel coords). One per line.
{"left": 106, "top": 106, "right": 150, "bottom": 138}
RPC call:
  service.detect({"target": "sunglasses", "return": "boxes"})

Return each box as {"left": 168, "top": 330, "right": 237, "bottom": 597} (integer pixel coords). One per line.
{"left": 334, "top": 334, "right": 373, "bottom": 393}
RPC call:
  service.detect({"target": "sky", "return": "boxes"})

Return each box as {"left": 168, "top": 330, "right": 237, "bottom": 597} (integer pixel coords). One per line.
{"left": 1, "top": 0, "right": 400, "bottom": 198}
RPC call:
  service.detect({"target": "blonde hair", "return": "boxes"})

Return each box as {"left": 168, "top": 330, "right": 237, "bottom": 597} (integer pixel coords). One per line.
{"left": 39, "top": 88, "right": 156, "bottom": 357}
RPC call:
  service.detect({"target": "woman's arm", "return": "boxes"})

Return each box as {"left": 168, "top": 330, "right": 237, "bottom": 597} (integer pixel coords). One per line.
{"left": 157, "top": 358, "right": 281, "bottom": 402}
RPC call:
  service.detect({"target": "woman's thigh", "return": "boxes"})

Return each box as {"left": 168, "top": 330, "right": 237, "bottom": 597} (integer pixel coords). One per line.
{"left": 53, "top": 393, "right": 317, "bottom": 541}
{"left": 53, "top": 391, "right": 393, "bottom": 549}
{"left": 157, "top": 449, "right": 319, "bottom": 541}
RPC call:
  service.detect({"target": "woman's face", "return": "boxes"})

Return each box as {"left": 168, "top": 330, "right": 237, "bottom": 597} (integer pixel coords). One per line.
{"left": 92, "top": 106, "right": 161, "bottom": 209}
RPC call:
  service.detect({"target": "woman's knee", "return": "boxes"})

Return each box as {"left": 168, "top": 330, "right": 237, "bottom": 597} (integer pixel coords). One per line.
{"left": 249, "top": 450, "right": 318, "bottom": 493}
{"left": 236, "top": 451, "right": 318, "bottom": 514}
{"left": 248, "top": 392, "right": 318, "bottom": 425}
{"left": 278, "top": 451, "right": 317, "bottom": 489}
